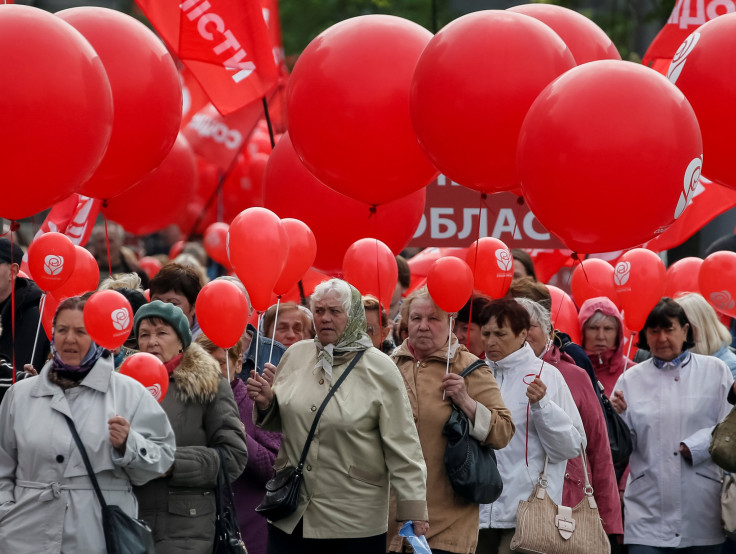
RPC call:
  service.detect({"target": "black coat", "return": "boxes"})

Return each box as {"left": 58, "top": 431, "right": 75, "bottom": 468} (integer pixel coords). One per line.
{"left": 0, "top": 277, "right": 50, "bottom": 370}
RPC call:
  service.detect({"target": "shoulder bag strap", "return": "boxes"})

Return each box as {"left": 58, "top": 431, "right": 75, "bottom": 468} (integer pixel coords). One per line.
{"left": 295, "top": 349, "right": 365, "bottom": 471}
{"left": 63, "top": 414, "right": 108, "bottom": 509}
{"left": 459, "top": 359, "right": 487, "bottom": 379}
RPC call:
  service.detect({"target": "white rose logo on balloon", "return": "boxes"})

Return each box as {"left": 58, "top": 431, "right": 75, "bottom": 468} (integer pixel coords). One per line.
{"left": 146, "top": 383, "right": 163, "bottom": 401}
{"left": 674, "top": 157, "right": 703, "bottom": 219}
{"left": 43, "top": 255, "right": 64, "bottom": 276}
{"left": 495, "top": 249, "right": 513, "bottom": 271}
{"left": 614, "top": 262, "right": 631, "bottom": 286}
{"left": 110, "top": 308, "right": 131, "bottom": 331}
{"left": 710, "top": 291, "right": 735, "bottom": 312}
{"left": 667, "top": 32, "right": 700, "bottom": 84}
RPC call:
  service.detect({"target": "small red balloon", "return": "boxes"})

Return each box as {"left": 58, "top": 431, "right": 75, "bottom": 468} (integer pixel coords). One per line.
{"left": 548, "top": 285, "right": 581, "bottom": 345}
{"left": 427, "top": 257, "right": 474, "bottom": 313}
{"left": 613, "top": 249, "right": 666, "bottom": 332}
{"left": 343, "top": 238, "right": 398, "bottom": 308}
{"left": 51, "top": 246, "right": 99, "bottom": 300}
{"left": 699, "top": 251, "right": 736, "bottom": 318}
{"left": 120, "top": 353, "right": 169, "bottom": 403}
{"left": 570, "top": 258, "right": 619, "bottom": 308}
{"left": 27, "top": 232, "right": 77, "bottom": 293}
{"left": 274, "top": 219, "right": 317, "bottom": 296}
{"left": 508, "top": 4, "right": 621, "bottom": 65}
{"left": 83, "top": 290, "right": 134, "bottom": 349}
{"left": 138, "top": 257, "right": 162, "bottom": 281}
{"left": 196, "top": 280, "right": 250, "bottom": 348}
{"left": 228, "top": 208, "right": 286, "bottom": 312}
{"left": 203, "top": 222, "right": 230, "bottom": 267}
{"left": 665, "top": 257, "right": 703, "bottom": 298}
{"left": 465, "top": 238, "right": 514, "bottom": 299}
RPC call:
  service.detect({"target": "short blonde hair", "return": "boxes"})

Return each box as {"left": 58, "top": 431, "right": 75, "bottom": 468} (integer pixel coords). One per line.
{"left": 676, "top": 292, "right": 732, "bottom": 355}
{"left": 99, "top": 273, "right": 142, "bottom": 291}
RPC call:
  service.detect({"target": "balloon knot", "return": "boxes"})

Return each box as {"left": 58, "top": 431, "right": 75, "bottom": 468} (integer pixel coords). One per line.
{"left": 9, "top": 221, "right": 20, "bottom": 232}
{"left": 571, "top": 252, "right": 580, "bottom": 261}
{"left": 481, "top": 193, "right": 488, "bottom": 201}
{"left": 516, "top": 196, "right": 525, "bottom": 206}
{"left": 369, "top": 205, "right": 377, "bottom": 216}
{"left": 102, "top": 199, "right": 109, "bottom": 208}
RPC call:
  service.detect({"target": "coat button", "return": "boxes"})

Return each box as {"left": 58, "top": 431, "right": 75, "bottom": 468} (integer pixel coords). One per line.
{"left": 311, "top": 405, "right": 317, "bottom": 412}
{"left": 319, "top": 379, "right": 324, "bottom": 385}
{"left": 140, "top": 448, "right": 147, "bottom": 456}
{"left": 307, "top": 465, "right": 312, "bottom": 471}
{"left": 674, "top": 452, "right": 678, "bottom": 456}
{"left": 56, "top": 455, "right": 64, "bottom": 463}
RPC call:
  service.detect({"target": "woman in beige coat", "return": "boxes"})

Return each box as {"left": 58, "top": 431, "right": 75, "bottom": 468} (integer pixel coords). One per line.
{"left": 248, "top": 278, "right": 428, "bottom": 554}
{"left": 388, "top": 287, "right": 515, "bottom": 554}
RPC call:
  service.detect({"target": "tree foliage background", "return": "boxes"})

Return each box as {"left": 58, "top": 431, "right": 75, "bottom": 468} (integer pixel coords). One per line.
{"left": 279, "top": 0, "right": 677, "bottom": 66}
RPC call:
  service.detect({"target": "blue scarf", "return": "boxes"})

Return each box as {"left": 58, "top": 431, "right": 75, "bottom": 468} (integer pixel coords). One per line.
{"left": 652, "top": 349, "right": 691, "bottom": 370}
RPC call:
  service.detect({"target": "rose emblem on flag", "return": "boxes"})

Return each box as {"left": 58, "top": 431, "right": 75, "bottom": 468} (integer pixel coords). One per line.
{"left": 146, "top": 383, "right": 163, "bottom": 401}
{"left": 495, "top": 249, "right": 512, "bottom": 271}
{"left": 710, "top": 290, "right": 735, "bottom": 312}
{"left": 43, "top": 255, "right": 65, "bottom": 276}
{"left": 110, "top": 308, "right": 131, "bottom": 331}
{"left": 614, "top": 261, "right": 631, "bottom": 286}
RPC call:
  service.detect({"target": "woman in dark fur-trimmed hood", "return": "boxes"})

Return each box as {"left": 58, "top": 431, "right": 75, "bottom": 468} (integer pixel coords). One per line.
{"left": 132, "top": 300, "right": 247, "bottom": 554}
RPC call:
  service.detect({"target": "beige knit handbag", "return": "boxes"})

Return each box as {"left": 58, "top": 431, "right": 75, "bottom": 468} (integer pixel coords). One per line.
{"left": 510, "top": 449, "right": 610, "bottom": 554}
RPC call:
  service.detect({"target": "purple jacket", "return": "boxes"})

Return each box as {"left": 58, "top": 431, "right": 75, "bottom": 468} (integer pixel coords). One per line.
{"left": 230, "top": 379, "right": 281, "bottom": 554}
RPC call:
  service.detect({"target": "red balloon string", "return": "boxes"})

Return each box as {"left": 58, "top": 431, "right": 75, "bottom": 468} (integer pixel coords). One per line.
{"left": 103, "top": 208, "right": 113, "bottom": 278}
{"left": 371, "top": 208, "right": 384, "bottom": 346}
{"left": 10, "top": 224, "right": 17, "bottom": 379}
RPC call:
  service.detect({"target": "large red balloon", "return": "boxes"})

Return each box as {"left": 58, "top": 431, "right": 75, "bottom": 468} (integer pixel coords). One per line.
{"left": 196, "top": 280, "right": 250, "bottom": 348}
{"left": 519, "top": 61, "right": 703, "bottom": 253}
{"left": 548, "top": 285, "right": 581, "bottom": 345}
{"left": 343, "top": 239, "right": 398, "bottom": 308}
{"left": 465, "top": 238, "right": 513, "bottom": 299}
{"left": 57, "top": 7, "right": 181, "bottom": 200}
{"left": 667, "top": 13, "right": 736, "bottom": 189}
{"left": 287, "top": 15, "right": 438, "bottom": 205}
{"left": 263, "top": 134, "right": 425, "bottom": 274}
{"left": 699, "top": 251, "right": 736, "bottom": 318}
{"left": 410, "top": 11, "right": 575, "bottom": 194}
{"left": 228, "top": 208, "right": 286, "bottom": 312}
{"left": 274, "top": 219, "right": 317, "bottom": 296}
{"left": 203, "top": 223, "right": 230, "bottom": 267}
{"left": 570, "top": 258, "right": 619, "bottom": 308}
{"left": 613, "top": 249, "right": 666, "bottom": 332}
{"left": 51, "top": 246, "right": 99, "bottom": 300}
{"left": 665, "top": 257, "right": 703, "bottom": 298}
{"left": 0, "top": 5, "right": 112, "bottom": 220}
{"left": 120, "top": 353, "right": 169, "bottom": 403}
{"left": 427, "top": 257, "right": 474, "bottom": 314}
{"left": 83, "top": 290, "right": 134, "bottom": 350}
{"left": 27, "top": 233, "right": 77, "bottom": 293}
{"left": 104, "top": 134, "right": 197, "bottom": 235}
{"left": 508, "top": 4, "right": 621, "bottom": 65}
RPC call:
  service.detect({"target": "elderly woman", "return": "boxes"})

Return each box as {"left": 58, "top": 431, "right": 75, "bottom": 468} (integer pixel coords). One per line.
{"left": 612, "top": 298, "right": 732, "bottom": 553}
{"left": 133, "top": 300, "right": 247, "bottom": 554}
{"left": 197, "top": 334, "right": 280, "bottom": 554}
{"left": 388, "top": 287, "right": 514, "bottom": 554}
{"left": 676, "top": 292, "right": 736, "bottom": 378}
{"left": 516, "top": 298, "right": 622, "bottom": 541}
{"left": 579, "top": 296, "right": 633, "bottom": 397}
{"left": 0, "top": 296, "right": 176, "bottom": 553}
{"left": 262, "top": 301, "right": 315, "bottom": 348}
{"left": 477, "top": 298, "right": 584, "bottom": 553}
{"left": 248, "top": 279, "right": 427, "bottom": 553}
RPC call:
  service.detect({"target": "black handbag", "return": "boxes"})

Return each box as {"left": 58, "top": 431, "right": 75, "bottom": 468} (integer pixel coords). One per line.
{"left": 64, "top": 415, "right": 155, "bottom": 554}
{"left": 597, "top": 381, "right": 633, "bottom": 467}
{"left": 213, "top": 449, "right": 248, "bottom": 553}
{"left": 442, "top": 359, "right": 503, "bottom": 504}
{"left": 255, "top": 349, "right": 365, "bottom": 521}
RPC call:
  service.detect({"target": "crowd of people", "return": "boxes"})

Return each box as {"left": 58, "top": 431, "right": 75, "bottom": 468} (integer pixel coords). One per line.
{"left": 1, "top": 228, "right": 736, "bottom": 554}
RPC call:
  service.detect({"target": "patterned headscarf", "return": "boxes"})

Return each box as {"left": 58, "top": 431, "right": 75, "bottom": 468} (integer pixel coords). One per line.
{"left": 314, "top": 282, "right": 373, "bottom": 380}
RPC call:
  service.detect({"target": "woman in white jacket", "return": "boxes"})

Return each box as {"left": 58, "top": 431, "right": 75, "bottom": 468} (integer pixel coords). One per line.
{"left": 476, "top": 299, "right": 584, "bottom": 553}
{"left": 0, "top": 295, "right": 176, "bottom": 553}
{"left": 612, "top": 298, "right": 732, "bottom": 553}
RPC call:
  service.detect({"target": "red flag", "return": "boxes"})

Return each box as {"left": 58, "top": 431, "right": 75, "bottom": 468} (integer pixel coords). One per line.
{"left": 182, "top": 101, "right": 263, "bottom": 172}
{"left": 180, "top": 67, "right": 211, "bottom": 128}
{"left": 642, "top": 0, "right": 735, "bottom": 73}
{"left": 20, "top": 194, "right": 102, "bottom": 274}
{"left": 135, "top": 0, "right": 279, "bottom": 115}
{"left": 646, "top": 177, "right": 736, "bottom": 252}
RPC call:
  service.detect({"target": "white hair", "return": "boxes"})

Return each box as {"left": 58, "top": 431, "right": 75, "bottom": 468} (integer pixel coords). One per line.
{"left": 311, "top": 279, "right": 352, "bottom": 314}
{"left": 583, "top": 310, "right": 619, "bottom": 331}
{"left": 515, "top": 297, "right": 552, "bottom": 336}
